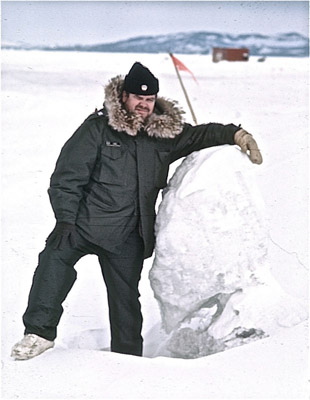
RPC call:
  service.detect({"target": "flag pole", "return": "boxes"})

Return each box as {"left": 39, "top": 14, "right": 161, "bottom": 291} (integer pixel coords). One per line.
{"left": 169, "top": 53, "right": 198, "bottom": 125}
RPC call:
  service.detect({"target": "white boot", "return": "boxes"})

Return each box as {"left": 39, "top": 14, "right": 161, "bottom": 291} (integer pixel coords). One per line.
{"left": 11, "top": 334, "right": 55, "bottom": 360}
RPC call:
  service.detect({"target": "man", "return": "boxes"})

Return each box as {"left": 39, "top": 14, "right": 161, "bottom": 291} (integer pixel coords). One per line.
{"left": 11, "top": 62, "right": 262, "bottom": 360}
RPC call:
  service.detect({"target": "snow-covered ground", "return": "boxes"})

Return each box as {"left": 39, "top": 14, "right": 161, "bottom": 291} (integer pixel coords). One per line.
{"left": 1, "top": 50, "right": 309, "bottom": 398}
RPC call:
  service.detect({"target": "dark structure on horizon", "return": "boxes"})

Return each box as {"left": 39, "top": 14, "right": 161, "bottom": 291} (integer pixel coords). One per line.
{"left": 212, "top": 48, "right": 250, "bottom": 62}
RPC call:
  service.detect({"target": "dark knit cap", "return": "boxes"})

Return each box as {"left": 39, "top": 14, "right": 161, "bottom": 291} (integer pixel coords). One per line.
{"left": 123, "top": 62, "right": 159, "bottom": 95}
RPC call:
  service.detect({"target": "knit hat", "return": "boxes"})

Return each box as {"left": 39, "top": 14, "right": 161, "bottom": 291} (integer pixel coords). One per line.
{"left": 123, "top": 62, "right": 159, "bottom": 95}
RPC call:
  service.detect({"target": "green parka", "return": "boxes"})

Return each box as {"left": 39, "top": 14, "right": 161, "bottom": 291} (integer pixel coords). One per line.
{"left": 48, "top": 76, "right": 240, "bottom": 258}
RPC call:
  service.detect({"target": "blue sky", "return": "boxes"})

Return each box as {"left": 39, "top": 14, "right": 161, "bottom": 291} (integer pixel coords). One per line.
{"left": 2, "top": 1, "right": 309, "bottom": 46}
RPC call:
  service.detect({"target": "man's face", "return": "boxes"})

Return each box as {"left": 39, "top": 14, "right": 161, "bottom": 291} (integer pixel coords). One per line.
{"left": 122, "top": 91, "right": 156, "bottom": 120}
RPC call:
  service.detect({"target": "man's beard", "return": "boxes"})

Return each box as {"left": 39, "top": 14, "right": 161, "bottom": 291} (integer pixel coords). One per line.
{"left": 135, "top": 106, "right": 150, "bottom": 120}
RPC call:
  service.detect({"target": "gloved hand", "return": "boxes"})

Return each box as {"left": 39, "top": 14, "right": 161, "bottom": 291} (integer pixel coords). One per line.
{"left": 46, "top": 222, "right": 78, "bottom": 250}
{"left": 234, "top": 129, "right": 263, "bottom": 165}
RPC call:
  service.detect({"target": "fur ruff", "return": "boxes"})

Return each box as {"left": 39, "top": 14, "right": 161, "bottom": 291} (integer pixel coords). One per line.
{"left": 104, "top": 76, "right": 185, "bottom": 139}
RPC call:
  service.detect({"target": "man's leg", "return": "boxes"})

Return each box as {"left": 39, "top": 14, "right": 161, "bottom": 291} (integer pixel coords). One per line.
{"left": 22, "top": 238, "right": 88, "bottom": 341}
{"left": 98, "top": 228, "right": 145, "bottom": 356}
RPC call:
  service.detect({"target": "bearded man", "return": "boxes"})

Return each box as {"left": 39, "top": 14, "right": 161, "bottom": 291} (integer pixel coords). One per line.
{"left": 11, "top": 62, "right": 262, "bottom": 360}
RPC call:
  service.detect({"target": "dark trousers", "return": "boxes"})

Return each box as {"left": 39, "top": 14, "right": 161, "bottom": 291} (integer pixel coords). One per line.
{"left": 22, "top": 228, "right": 145, "bottom": 356}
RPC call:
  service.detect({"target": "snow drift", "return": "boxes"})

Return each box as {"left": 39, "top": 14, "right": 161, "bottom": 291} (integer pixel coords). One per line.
{"left": 150, "top": 146, "right": 307, "bottom": 358}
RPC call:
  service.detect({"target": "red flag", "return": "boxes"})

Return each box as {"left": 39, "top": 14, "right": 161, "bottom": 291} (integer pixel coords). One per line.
{"left": 169, "top": 53, "right": 198, "bottom": 83}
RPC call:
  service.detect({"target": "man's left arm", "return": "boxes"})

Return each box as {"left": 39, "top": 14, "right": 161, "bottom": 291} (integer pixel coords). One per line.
{"left": 170, "top": 122, "right": 263, "bottom": 164}
{"left": 233, "top": 128, "right": 263, "bottom": 164}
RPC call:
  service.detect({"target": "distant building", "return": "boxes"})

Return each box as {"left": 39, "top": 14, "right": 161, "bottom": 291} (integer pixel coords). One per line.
{"left": 212, "top": 48, "right": 249, "bottom": 62}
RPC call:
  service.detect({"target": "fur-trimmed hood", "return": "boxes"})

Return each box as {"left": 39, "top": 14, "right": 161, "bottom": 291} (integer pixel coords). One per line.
{"left": 103, "top": 75, "right": 185, "bottom": 139}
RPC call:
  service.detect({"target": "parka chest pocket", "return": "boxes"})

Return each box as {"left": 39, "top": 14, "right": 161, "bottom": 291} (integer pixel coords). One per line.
{"left": 98, "top": 142, "right": 128, "bottom": 185}
{"left": 154, "top": 149, "right": 171, "bottom": 189}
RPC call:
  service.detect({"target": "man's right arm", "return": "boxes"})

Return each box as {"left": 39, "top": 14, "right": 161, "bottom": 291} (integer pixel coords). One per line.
{"left": 48, "top": 119, "right": 102, "bottom": 224}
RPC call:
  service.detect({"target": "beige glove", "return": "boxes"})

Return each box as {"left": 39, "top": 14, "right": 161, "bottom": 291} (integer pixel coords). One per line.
{"left": 234, "top": 129, "right": 263, "bottom": 164}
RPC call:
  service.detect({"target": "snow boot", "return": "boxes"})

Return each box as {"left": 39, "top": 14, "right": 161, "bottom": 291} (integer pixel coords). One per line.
{"left": 11, "top": 334, "right": 55, "bottom": 360}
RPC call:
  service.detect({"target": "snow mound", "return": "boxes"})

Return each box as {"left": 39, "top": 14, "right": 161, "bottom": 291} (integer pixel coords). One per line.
{"left": 149, "top": 146, "right": 307, "bottom": 358}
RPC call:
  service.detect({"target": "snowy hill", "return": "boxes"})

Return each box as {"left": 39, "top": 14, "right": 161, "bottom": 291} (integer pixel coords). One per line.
{"left": 2, "top": 31, "right": 309, "bottom": 57}
{"left": 2, "top": 50, "right": 309, "bottom": 398}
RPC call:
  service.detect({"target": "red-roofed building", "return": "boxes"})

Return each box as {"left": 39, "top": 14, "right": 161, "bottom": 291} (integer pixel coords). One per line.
{"left": 213, "top": 48, "right": 249, "bottom": 62}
